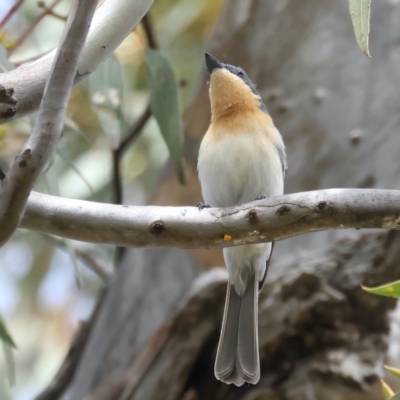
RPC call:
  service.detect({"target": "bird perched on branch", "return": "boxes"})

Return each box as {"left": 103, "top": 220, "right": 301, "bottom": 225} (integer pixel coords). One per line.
{"left": 197, "top": 53, "right": 287, "bottom": 386}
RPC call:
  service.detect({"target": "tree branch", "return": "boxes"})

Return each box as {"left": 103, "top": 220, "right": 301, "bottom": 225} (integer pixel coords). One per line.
{"left": 0, "top": 0, "right": 154, "bottom": 124}
{"left": 19, "top": 189, "right": 400, "bottom": 249}
{"left": 0, "top": 0, "right": 98, "bottom": 246}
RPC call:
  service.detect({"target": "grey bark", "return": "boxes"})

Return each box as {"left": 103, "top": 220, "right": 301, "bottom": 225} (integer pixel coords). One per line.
{"left": 53, "top": 0, "right": 400, "bottom": 399}
{"left": 19, "top": 188, "right": 400, "bottom": 248}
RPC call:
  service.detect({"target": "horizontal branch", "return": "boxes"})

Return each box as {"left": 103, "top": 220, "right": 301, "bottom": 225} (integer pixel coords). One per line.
{"left": 20, "top": 189, "right": 400, "bottom": 248}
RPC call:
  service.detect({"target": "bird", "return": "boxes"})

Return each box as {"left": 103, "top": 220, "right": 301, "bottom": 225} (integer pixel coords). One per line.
{"left": 197, "top": 53, "right": 287, "bottom": 386}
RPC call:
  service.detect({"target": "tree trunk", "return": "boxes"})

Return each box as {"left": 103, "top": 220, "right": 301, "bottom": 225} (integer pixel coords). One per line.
{"left": 62, "top": 0, "right": 400, "bottom": 399}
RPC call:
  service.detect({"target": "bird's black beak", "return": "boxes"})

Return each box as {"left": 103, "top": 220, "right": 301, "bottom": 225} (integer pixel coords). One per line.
{"left": 205, "top": 53, "right": 223, "bottom": 74}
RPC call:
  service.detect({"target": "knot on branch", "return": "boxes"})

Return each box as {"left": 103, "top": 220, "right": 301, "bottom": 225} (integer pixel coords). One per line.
{"left": 0, "top": 84, "right": 17, "bottom": 120}
{"left": 17, "top": 148, "right": 32, "bottom": 168}
{"left": 277, "top": 204, "right": 290, "bottom": 215}
{"left": 247, "top": 209, "right": 258, "bottom": 223}
{"left": 315, "top": 201, "right": 331, "bottom": 212}
{"left": 150, "top": 221, "right": 166, "bottom": 236}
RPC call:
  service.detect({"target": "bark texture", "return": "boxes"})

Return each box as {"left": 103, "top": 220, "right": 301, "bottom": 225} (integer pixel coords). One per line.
{"left": 58, "top": 0, "right": 400, "bottom": 399}
{"left": 19, "top": 189, "right": 400, "bottom": 248}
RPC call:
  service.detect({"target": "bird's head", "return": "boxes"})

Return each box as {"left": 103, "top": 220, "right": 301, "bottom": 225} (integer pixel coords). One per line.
{"left": 205, "top": 53, "right": 267, "bottom": 122}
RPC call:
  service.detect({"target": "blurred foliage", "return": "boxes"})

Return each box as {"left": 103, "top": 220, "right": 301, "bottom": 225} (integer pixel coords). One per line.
{"left": 364, "top": 285, "right": 400, "bottom": 399}
{"left": 0, "top": 319, "right": 16, "bottom": 348}
{"left": 145, "top": 48, "right": 184, "bottom": 183}
{"left": 0, "top": 0, "right": 225, "bottom": 398}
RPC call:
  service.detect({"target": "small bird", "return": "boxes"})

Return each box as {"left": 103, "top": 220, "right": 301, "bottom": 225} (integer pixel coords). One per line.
{"left": 197, "top": 53, "right": 287, "bottom": 386}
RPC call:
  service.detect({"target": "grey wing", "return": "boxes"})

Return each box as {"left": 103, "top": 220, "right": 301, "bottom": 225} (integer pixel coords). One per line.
{"left": 277, "top": 144, "right": 287, "bottom": 180}
{"left": 259, "top": 242, "right": 275, "bottom": 291}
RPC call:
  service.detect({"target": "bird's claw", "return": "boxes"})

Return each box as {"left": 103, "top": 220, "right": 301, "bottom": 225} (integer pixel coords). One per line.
{"left": 197, "top": 202, "right": 211, "bottom": 211}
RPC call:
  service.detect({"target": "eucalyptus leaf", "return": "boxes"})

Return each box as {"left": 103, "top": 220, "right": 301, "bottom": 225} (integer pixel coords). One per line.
{"left": 362, "top": 280, "right": 400, "bottom": 298}
{"left": 349, "top": 0, "right": 371, "bottom": 58}
{"left": 44, "top": 172, "right": 83, "bottom": 287}
{"left": 385, "top": 365, "right": 400, "bottom": 379}
{"left": 145, "top": 49, "right": 184, "bottom": 183}
{"left": 57, "top": 149, "right": 95, "bottom": 195}
{"left": 2, "top": 342, "right": 16, "bottom": 387}
{"left": 88, "top": 54, "right": 124, "bottom": 145}
{"left": 381, "top": 380, "right": 395, "bottom": 399}
{"left": 0, "top": 44, "right": 14, "bottom": 72}
{"left": 0, "top": 317, "right": 16, "bottom": 386}
{"left": 0, "top": 320, "right": 16, "bottom": 349}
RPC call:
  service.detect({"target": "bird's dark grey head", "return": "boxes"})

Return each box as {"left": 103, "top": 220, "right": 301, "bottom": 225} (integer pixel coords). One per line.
{"left": 205, "top": 53, "right": 267, "bottom": 112}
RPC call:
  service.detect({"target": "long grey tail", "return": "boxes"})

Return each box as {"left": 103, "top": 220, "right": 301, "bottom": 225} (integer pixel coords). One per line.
{"left": 214, "top": 272, "right": 260, "bottom": 386}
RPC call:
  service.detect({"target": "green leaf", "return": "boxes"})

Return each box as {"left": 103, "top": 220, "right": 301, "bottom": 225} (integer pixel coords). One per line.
{"left": 57, "top": 149, "right": 95, "bottom": 195}
{"left": 88, "top": 54, "right": 124, "bottom": 146}
{"left": 0, "top": 44, "right": 14, "bottom": 72}
{"left": 2, "top": 341, "right": 16, "bottom": 386}
{"left": 362, "top": 280, "right": 400, "bottom": 298}
{"left": 0, "top": 320, "right": 16, "bottom": 349}
{"left": 385, "top": 365, "right": 400, "bottom": 379}
{"left": 44, "top": 172, "right": 83, "bottom": 287}
{"left": 390, "top": 393, "right": 400, "bottom": 400}
{"left": 145, "top": 49, "right": 185, "bottom": 183}
{"left": 381, "top": 380, "right": 395, "bottom": 399}
{"left": 349, "top": 0, "right": 372, "bottom": 58}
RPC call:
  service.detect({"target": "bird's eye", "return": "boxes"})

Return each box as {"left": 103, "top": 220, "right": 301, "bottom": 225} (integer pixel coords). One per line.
{"left": 237, "top": 71, "right": 244, "bottom": 77}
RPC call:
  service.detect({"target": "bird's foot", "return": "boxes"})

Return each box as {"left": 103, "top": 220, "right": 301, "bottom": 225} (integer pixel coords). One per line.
{"left": 197, "top": 202, "right": 211, "bottom": 211}
{"left": 255, "top": 194, "right": 266, "bottom": 201}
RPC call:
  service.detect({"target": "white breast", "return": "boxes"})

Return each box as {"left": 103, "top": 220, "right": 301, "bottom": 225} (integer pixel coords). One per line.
{"left": 197, "top": 129, "right": 283, "bottom": 208}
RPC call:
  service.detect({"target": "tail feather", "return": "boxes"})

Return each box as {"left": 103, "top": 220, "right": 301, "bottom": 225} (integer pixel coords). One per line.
{"left": 215, "top": 282, "right": 241, "bottom": 382}
{"left": 214, "top": 272, "right": 260, "bottom": 386}
{"left": 237, "top": 271, "right": 259, "bottom": 383}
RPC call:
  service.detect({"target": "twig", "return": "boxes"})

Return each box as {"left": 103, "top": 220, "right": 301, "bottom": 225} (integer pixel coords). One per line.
{"left": 110, "top": 10, "right": 157, "bottom": 205}
{"left": 141, "top": 13, "right": 158, "bottom": 49}
{"left": 40, "top": 234, "right": 112, "bottom": 281}
{"left": 38, "top": 1, "right": 67, "bottom": 21}
{"left": 21, "top": 188, "right": 400, "bottom": 249}
{"left": 119, "top": 105, "right": 152, "bottom": 154}
{"left": 111, "top": 105, "right": 151, "bottom": 261}
{"left": 0, "top": 0, "right": 25, "bottom": 30}
{"left": 33, "top": 285, "right": 109, "bottom": 400}
{"left": 0, "top": 0, "right": 98, "bottom": 247}
{"left": 7, "top": 0, "right": 63, "bottom": 57}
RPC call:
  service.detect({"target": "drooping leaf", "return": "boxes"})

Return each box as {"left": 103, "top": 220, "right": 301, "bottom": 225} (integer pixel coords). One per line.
{"left": 381, "top": 380, "right": 395, "bottom": 400}
{"left": 385, "top": 365, "right": 400, "bottom": 380}
{"left": 0, "top": 317, "right": 16, "bottom": 386}
{"left": 145, "top": 49, "right": 184, "bottom": 183}
{"left": 44, "top": 172, "right": 83, "bottom": 287}
{"left": 2, "top": 341, "right": 16, "bottom": 386}
{"left": 362, "top": 280, "right": 400, "bottom": 298}
{"left": 349, "top": 0, "right": 372, "bottom": 58}
{"left": 0, "top": 319, "right": 16, "bottom": 348}
{"left": 88, "top": 54, "right": 124, "bottom": 146}
{"left": 57, "top": 149, "right": 95, "bottom": 195}
{"left": 0, "top": 44, "right": 14, "bottom": 72}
